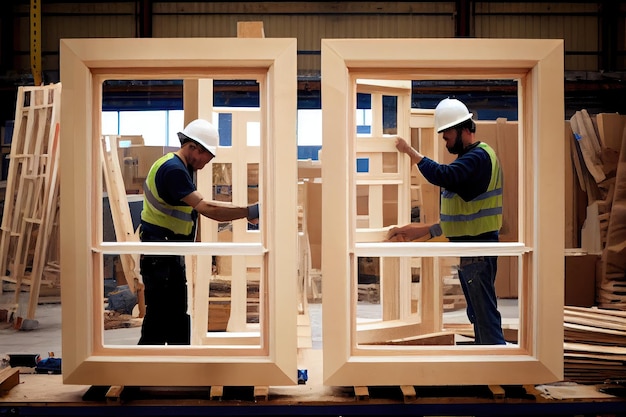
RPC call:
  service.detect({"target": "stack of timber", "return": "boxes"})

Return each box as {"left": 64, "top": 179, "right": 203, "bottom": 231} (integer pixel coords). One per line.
{"left": 564, "top": 306, "right": 626, "bottom": 384}
{"left": 442, "top": 273, "right": 466, "bottom": 311}
{"left": 0, "top": 84, "right": 62, "bottom": 328}
{"left": 568, "top": 110, "right": 626, "bottom": 309}
{"left": 207, "top": 278, "right": 260, "bottom": 330}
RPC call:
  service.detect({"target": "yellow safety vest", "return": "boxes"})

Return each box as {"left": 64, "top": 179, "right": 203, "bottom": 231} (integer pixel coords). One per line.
{"left": 440, "top": 143, "right": 503, "bottom": 237}
{"left": 141, "top": 153, "right": 194, "bottom": 236}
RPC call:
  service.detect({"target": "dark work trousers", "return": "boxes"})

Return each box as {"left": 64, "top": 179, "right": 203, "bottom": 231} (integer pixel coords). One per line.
{"left": 457, "top": 255, "right": 506, "bottom": 345}
{"left": 138, "top": 254, "right": 190, "bottom": 345}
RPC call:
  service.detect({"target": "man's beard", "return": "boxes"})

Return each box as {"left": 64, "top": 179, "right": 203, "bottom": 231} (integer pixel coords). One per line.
{"left": 446, "top": 136, "right": 464, "bottom": 154}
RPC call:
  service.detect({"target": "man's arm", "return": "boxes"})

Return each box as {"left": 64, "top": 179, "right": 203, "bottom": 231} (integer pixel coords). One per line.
{"left": 182, "top": 190, "right": 258, "bottom": 223}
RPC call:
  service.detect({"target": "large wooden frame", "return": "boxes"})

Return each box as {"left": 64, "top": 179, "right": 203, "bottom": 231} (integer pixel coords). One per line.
{"left": 60, "top": 37, "right": 298, "bottom": 386}
{"left": 321, "top": 38, "right": 564, "bottom": 386}
{"left": 193, "top": 106, "right": 263, "bottom": 345}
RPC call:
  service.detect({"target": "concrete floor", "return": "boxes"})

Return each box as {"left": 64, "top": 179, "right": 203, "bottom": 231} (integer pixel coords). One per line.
{"left": 0, "top": 291, "right": 519, "bottom": 359}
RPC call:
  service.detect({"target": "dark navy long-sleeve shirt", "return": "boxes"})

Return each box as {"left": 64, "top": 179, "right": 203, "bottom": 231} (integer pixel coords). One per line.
{"left": 416, "top": 142, "right": 492, "bottom": 202}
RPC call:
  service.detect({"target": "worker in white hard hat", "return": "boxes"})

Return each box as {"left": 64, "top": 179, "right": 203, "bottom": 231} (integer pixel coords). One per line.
{"left": 138, "top": 118, "right": 259, "bottom": 345}
{"left": 387, "top": 98, "right": 506, "bottom": 345}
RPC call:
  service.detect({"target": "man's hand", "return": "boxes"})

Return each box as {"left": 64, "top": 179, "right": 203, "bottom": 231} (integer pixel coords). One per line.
{"left": 395, "top": 137, "right": 412, "bottom": 154}
{"left": 386, "top": 223, "right": 432, "bottom": 242}
{"left": 395, "top": 137, "right": 423, "bottom": 165}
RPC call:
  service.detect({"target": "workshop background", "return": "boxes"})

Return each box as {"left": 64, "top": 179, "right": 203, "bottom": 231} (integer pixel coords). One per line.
{"left": 0, "top": 1, "right": 624, "bottom": 121}
{"left": 0, "top": 1, "right": 626, "bottom": 415}
{"left": 2, "top": 1, "right": 624, "bottom": 302}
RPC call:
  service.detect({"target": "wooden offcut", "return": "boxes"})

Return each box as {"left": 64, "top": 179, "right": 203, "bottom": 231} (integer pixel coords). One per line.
{"left": 0, "top": 367, "right": 19, "bottom": 393}
{"left": 237, "top": 21, "right": 265, "bottom": 38}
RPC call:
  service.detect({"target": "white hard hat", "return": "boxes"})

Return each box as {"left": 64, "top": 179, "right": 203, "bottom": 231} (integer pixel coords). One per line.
{"left": 177, "top": 119, "right": 218, "bottom": 156}
{"left": 434, "top": 98, "right": 473, "bottom": 133}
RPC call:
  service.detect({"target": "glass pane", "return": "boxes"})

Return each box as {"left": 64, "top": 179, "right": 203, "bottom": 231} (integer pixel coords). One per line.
{"left": 213, "top": 163, "right": 232, "bottom": 202}
{"left": 102, "top": 111, "right": 119, "bottom": 136}
{"left": 355, "top": 255, "right": 520, "bottom": 348}
{"left": 382, "top": 95, "right": 398, "bottom": 135}
{"left": 247, "top": 121, "right": 260, "bottom": 147}
{"left": 119, "top": 110, "right": 167, "bottom": 146}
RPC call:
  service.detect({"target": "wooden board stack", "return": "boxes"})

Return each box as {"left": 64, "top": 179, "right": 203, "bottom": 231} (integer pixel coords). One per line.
{"left": 568, "top": 110, "right": 626, "bottom": 309}
{"left": 564, "top": 306, "right": 626, "bottom": 383}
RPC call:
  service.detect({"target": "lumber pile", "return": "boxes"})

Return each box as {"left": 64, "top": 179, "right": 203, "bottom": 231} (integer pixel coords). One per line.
{"left": 568, "top": 110, "right": 626, "bottom": 309}
{"left": 103, "top": 310, "right": 143, "bottom": 330}
{"left": 564, "top": 306, "right": 626, "bottom": 384}
{"left": 0, "top": 84, "right": 62, "bottom": 328}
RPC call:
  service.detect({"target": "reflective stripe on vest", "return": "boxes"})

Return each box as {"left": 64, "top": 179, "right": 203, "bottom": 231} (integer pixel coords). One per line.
{"left": 440, "top": 143, "right": 503, "bottom": 237}
{"left": 141, "top": 153, "right": 194, "bottom": 236}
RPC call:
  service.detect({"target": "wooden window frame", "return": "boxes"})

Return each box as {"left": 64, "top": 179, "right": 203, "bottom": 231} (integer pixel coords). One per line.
{"left": 321, "top": 38, "right": 565, "bottom": 386}
{"left": 59, "top": 37, "right": 298, "bottom": 386}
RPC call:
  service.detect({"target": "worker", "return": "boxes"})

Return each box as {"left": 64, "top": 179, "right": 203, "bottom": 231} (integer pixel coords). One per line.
{"left": 387, "top": 98, "right": 506, "bottom": 345}
{"left": 138, "top": 118, "right": 259, "bottom": 345}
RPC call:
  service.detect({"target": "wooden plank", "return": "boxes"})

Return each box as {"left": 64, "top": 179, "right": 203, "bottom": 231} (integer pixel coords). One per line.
{"left": 400, "top": 384, "right": 416, "bottom": 402}
{"left": 598, "top": 124, "right": 626, "bottom": 308}
{"left": 565, "top": 322, "right": 626, "bottom": 338}
{"left": 580, "top": 202, "right": 602, "bottom": 254}
{"left": 568, "top": 117, "right": 603, "bottom": 204}
{"left": 523, "top": 384, "right": 543, "bottom": 400}
{"left": 237, "top": 21, "right": 265, "bottom": 38}
{"left": 100, "top": 136, "right": 141, "bottom": 294}
{"left": 410, "top": 110, "right": 439, "bottom": 225}
{"left": 564, "top": 342, "right": 626, "bottom": 355}
{"left": 27, "top": 120, "right": 61, "bottom": 319}
{"left": 0, "top": 367, "right": 20, "bottom": 392}
{"left": 564, "top": 121, "right": 580, "bottom": 248}
{"left": 363, "top": 331, "right": 455, "bottom": 346}
{"left": 105, "top": 385, "right": 124, "bottom": 403}
{"left": 565, "top": 305, "right": 626, "bottom": 318}
{"left": 566, "top": 120, "right": 587, "bottom": 194}
{"left": 210, "top": 385, "right": 224, "bottom": 400}
{"left": 570, "top": 110, "right": 605, "bottom": 183}
{"left": 354, "top": 385, "right": 369, "bottom": 400}
{"left": 596, "top": 113, "right": 626, "bottom": 151}
{"left": 253, "top": 386, "right": 269, "bottom": 402}
{"left": 564, "top": 314, "right": 626, "bottom": 332}
{"left": 488, "top": 385, "right": 505, "bottom": 400}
